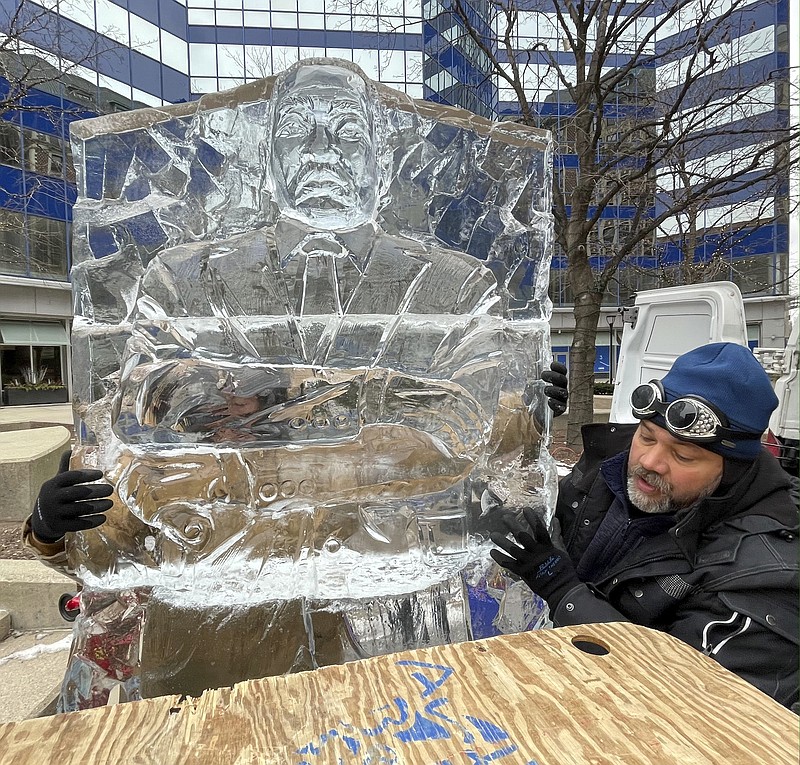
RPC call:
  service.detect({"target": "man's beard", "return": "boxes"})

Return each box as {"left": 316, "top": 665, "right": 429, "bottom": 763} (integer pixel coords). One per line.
{"left": 626, "top": 464, "right": 718, "bottom": 514}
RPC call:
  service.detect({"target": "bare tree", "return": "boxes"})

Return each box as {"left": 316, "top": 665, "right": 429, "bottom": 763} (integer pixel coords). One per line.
{"left": 1, "top": 0, "right": 125, "bottom": 117}
{"left": 431, "top": 0, "right": 800, "bottom": 445}
{"left": 0, "top": 0, "right": 126, "bottom": 278}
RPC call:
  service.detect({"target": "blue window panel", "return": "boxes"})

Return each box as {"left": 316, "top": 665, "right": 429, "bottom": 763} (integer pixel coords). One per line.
{"left": 130, "top": 55, "right": 162, "bottom": 98}
{"left": 776, "top": 223, "right": 789, "bottom": 252}
{"left": 25, "top": 177, "right": 73, "bottom": 219}
{"left": 243, "top": 27, "right": 271, "bottom": 45}
{"left": 19, "top": 109, "right": 60, "bottom": 136}
{"left": 209, "top": 26, "right": 250, "bottom": 45}
{"left": 302, "top": 29, "right": 326, "bottom": 48}
{"left": 494, "top": 48, "right": 634, "bottom": 70}
{"left": 158, "top": 1, "right": 188, "bottom": 39}
{"left": 687, "top": 225, "right": 786, "bottom": 263}
{"left": 422, "top": 88, "right": 445, "bottom": 104}
{"left": 0, "top": 166, "right": 25, "bottom": 210}
{"left": 95, "top": 45, "right": 132, "bottom": 86}
{"left": 188, "top": 26, "right": 218, "bottom": 44}
{"left": 656, "top": 243, "right": 682, "bottom": 264}
{"left": 273, "top": 29, "right": 299, "bottom": 47}
{"left": 162, "top": 68, "right": 191, "bottom": 104}
{"left": 133, "top": 0, "right": 159, "bottom": 25}
{"left": 659, "top": 55, "right": 781, "bottom": 110}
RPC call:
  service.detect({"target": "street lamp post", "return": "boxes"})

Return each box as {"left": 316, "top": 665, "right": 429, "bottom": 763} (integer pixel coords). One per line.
{"left": 605, "top": 314, "right": 616, "bottom": 384}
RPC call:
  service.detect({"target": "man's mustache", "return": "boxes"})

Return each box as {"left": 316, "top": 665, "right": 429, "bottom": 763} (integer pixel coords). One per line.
{"left": 629, "top": 464, "right": 672, "bottom": 494}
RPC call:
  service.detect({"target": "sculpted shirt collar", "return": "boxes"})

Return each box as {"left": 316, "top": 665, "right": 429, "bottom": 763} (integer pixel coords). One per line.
{"left": 273, "top": 216, "right": 378, "bottom": 274}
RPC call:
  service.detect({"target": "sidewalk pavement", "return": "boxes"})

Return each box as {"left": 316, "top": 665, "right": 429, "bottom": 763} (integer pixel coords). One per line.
{"left": 0, "top": 560, "right": 75, "bottom": 723}
{"left": 0, "top": 404, "right": 75, "bottom": 722}
{"left": 0, "top": 627, "right": 71, "bottom": 723}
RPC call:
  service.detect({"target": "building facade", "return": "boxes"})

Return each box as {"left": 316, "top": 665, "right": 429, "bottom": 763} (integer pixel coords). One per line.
{"left": 0, "top": 0, "right": 793, "bottom": 402}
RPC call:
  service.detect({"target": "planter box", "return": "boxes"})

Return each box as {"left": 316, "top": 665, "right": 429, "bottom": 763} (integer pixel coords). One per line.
{"left": 1, "top": 388, "right": 69, "bottom": 406}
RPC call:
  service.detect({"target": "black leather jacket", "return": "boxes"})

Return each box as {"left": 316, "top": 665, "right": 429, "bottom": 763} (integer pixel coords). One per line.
{"left": 552, "top": 423, "right": 799, "bottom": 708}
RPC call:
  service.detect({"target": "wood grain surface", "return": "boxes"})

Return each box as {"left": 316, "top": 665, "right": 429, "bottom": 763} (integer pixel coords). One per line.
{"left": 0, "top": 622, "right": 796, "bottom": 764}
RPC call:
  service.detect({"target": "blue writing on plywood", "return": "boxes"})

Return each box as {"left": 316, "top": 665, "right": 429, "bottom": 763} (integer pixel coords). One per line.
{"left": 294, "top": 661, "right": 538, "bottom": 765}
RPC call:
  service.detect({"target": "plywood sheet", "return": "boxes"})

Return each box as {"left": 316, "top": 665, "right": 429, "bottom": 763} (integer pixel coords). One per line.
{"left": 0, "top": 622, "right": 796, "bottom": 764}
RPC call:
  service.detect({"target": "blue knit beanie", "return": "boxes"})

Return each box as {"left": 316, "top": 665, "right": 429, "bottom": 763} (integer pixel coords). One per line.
{"left": 653, "top": 342, "right": 777, "bottom": 461}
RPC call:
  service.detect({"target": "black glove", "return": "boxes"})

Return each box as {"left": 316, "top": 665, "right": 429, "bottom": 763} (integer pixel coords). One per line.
{"left": 31, "top": 451, "right": 114, "bottom": 543}
{"left": 490, "top": 506, "right": 580, "bottom": 609}
{"left": 542, "top": 360, "right": 568, "bottom": 416}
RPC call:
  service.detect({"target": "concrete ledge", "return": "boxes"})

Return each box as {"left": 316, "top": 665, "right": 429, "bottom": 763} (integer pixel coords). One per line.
{"left": 0, "top": 560, "right": 75, "bottom": 631}
{"left": 0, "top": 608, "right": 10, "bottom": 641}
{"left": 0, "top": 422, "right": 33, "bottom": 433}
{"left": 0, "top": 404, "right": 74, "bottom": 433}
{"left": 0, "top": 426, "right": 71, "bottom": 522}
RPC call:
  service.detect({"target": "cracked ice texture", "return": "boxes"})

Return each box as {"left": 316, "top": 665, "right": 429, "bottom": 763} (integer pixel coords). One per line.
{"left": 62, "top": 59, "right": 555, "bottom": 708}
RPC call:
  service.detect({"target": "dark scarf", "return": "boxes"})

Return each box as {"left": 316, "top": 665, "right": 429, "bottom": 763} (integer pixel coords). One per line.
{"left": 575, "top": 451, "right": 676, "bottom": 581}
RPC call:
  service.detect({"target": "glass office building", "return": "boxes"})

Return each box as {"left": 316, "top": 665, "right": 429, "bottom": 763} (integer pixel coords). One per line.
{"left": 0, "top": 0, "right": 793, "bottom": 398}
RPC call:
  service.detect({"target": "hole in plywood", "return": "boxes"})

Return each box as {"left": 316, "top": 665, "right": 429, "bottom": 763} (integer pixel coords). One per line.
{"left": 571, "top": 635, "right": 610, "bottom": 655}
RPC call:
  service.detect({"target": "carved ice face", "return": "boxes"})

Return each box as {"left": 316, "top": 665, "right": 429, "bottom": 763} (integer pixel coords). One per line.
{"left": 270, "top": 65, "right": 378, "bottom": 230}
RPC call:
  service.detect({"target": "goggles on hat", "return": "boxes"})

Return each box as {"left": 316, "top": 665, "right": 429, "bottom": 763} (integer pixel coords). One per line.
{"left": 630, "top": 380, "right": 760, "bottom": 444}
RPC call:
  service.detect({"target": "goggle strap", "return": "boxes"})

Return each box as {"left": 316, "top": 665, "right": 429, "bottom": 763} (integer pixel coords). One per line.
{"left": 632, "top": 410, "right": 761, "bottom": 442}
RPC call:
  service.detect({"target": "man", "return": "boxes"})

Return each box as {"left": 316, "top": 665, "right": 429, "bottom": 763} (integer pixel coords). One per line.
{"left": 492, "top": 342, "right": 798, "bottom": 708}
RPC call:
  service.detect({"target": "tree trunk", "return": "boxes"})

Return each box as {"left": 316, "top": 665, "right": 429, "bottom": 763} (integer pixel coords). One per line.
{"left": 681, "top": 203, "right": 699, "bottom": 284}
{"left": 565, "top": 256, "right": 603, "bottom": 448}
{"left": 567, "top": 293, "right": 602, "bottom": 447}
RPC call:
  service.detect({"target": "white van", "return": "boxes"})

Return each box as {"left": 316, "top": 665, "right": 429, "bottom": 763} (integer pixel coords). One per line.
{"left": 608, "top": 281, "right": 798, "bottom": 477}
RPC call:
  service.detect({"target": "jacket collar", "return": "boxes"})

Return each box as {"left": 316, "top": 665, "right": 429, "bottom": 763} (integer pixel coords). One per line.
{"left": 671, "top": 450, "right": 795, "bottom": 556}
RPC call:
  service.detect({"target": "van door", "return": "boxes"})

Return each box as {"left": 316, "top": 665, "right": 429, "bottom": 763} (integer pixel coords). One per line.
{"left": 769, "top": 318, "right": 799, "bottom": 442}
{"left": 609, "top": 282, "right": 749, "bottom": 424}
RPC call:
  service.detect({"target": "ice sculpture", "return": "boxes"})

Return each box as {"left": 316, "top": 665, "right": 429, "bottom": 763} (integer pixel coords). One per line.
{"left": 63, "top": 59, "right": 555, "bottom": 710}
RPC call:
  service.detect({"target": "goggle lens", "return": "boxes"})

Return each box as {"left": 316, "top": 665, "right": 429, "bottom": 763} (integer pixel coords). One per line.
{"left": 666, "top": 399, "right": 700, "bottom": 431}
{"left": 631, "top": 384, "right": 657, "bottom": 412}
